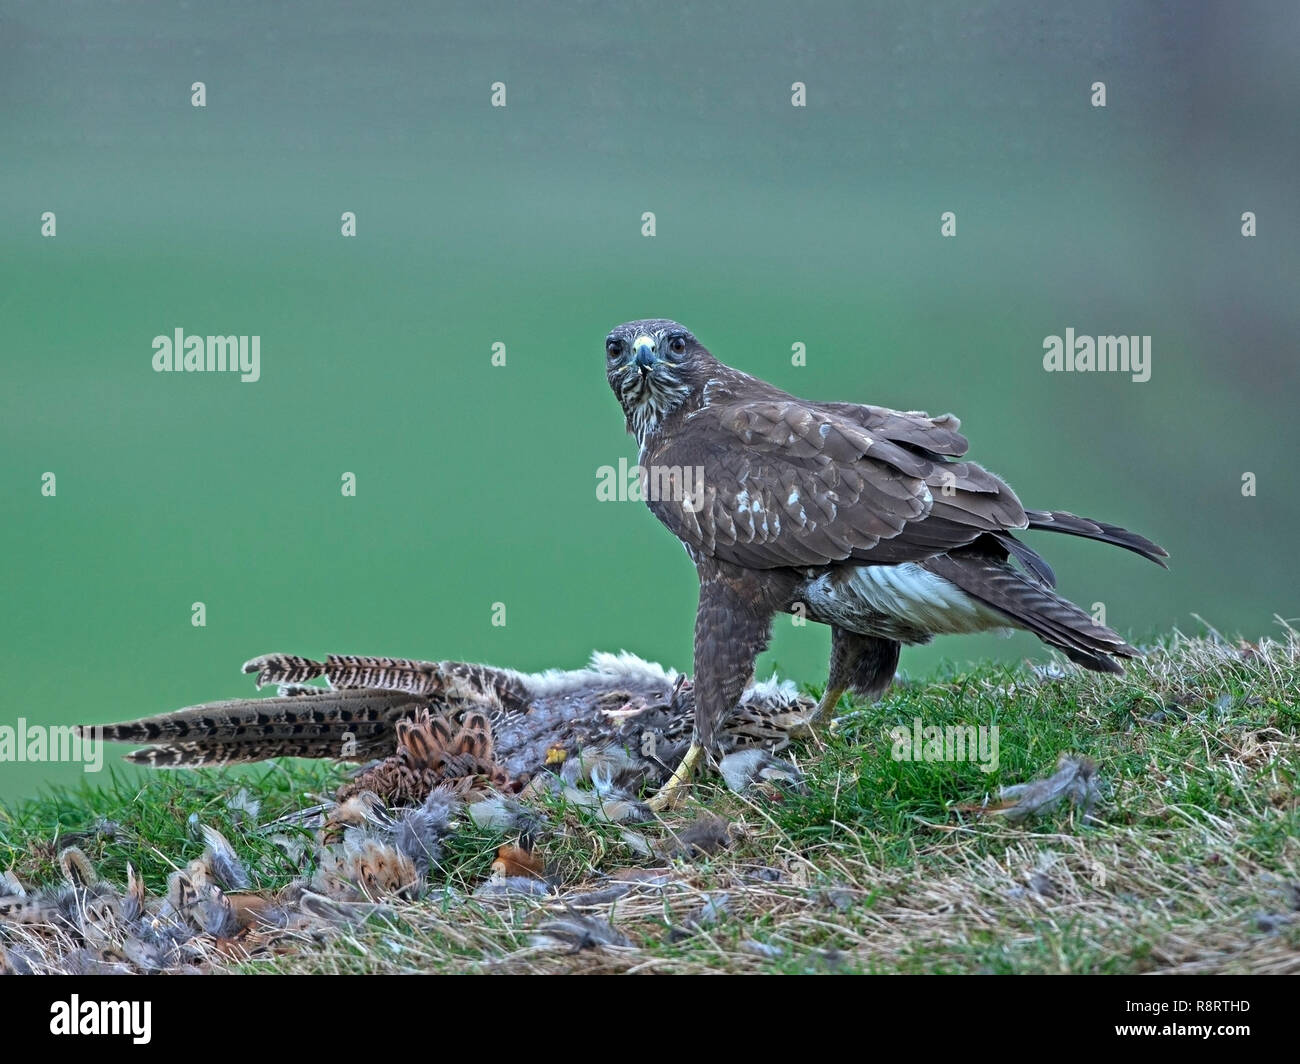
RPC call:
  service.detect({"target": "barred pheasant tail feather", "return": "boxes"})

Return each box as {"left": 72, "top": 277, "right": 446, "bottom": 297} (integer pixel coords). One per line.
{"left": 90, "top": 688, "right": 428, "bottom": 766}
{"left": 244, "top": 652, "right": 532, "bottom": 714}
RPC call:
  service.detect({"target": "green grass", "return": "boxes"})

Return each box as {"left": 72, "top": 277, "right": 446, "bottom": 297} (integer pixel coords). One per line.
{"left": 2, "top": 629, "right": 1297, "bottom": 974}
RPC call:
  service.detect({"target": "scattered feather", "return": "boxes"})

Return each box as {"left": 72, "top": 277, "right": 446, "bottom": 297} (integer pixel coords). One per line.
{"left": 718, "top": 749, "right": 805, "bottom": 794}
{"left": 741, "top": 938, "right": 784, "bottom": 959}
{"left": 226, "top": 787, "right": 261, "bottom": 821}
{"left": 491, "top": 844, "right": 546, "bottom": 881}
{"left": 200, "top": 825, "right": 252, "bottom": 891}
{"left": 955, "top": 755, "right": 1102, "bottom": 823}
{"left": 474, "top": 876, "right": 552, "bottom": 899}
{"left": 661, "top": 814, "right": 731, "bottom": 859}
{"left": 531, "top": 913, "right": 633, "bottom": 952}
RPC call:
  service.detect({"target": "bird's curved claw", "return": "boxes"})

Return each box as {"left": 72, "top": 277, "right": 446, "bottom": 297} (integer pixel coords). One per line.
{"left": 647, "top": 741, "right": 705, "bottom": 812}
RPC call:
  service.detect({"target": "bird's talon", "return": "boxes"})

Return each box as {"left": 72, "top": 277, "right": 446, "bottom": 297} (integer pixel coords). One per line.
{"left": 647, "top": 740, "right": 704, "bottom": 812}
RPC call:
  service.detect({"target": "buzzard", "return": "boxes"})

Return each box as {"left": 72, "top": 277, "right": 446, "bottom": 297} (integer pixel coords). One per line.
{"left": 604, "top": 318, "right": 1167, "bottom": 806}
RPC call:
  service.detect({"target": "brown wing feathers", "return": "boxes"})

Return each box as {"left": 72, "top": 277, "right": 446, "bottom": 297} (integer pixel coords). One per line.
{"left": 922, "top": 552, "right": 1137, "bottom": 673}
{"left": 652, "top": 397, "right": 1029, "bottom": 572}
{"left": 817, "top": 402, "right": 970, "bottom": 459}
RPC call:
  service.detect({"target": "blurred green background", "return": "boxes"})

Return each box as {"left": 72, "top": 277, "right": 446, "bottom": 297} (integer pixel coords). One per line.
{"left": 3, "top": 2, "right": 1298, "bottom": 801}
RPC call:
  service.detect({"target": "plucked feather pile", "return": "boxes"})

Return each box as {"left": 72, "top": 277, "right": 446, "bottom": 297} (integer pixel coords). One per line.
{"left": 1, "top": 651, "right": 813, "bottom": 973}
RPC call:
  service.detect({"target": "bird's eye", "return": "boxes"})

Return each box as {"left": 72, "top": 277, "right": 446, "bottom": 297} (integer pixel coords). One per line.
{"left": 606, "top": 339, "right": 622, "bottom": 359}
{"left": 668, "top": 336, "right": 687, "bottom": 356}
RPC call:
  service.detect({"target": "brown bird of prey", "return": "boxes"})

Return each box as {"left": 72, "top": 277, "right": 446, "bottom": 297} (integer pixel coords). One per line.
{"left": 604, "top": 318, "right": 1167, "bottom": 806}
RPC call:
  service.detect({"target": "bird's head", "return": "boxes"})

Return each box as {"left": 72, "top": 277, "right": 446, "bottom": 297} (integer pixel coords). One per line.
{"left": 605, "top": 319, "right": 711, "bottom": 441}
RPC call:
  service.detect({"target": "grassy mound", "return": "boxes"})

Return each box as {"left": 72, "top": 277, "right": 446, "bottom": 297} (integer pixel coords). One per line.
{"left": 2, "top": 629, "right": 1296, "bottom": 974}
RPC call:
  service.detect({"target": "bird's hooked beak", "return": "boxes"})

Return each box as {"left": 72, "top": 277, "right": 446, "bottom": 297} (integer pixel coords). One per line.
{"left": 633, "top": 335, "right": 657, "bottom": 373}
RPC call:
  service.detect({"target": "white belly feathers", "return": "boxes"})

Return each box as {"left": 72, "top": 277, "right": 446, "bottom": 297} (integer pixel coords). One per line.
{"left": 802, "top": 563, "right": 1013, "bottom": 641}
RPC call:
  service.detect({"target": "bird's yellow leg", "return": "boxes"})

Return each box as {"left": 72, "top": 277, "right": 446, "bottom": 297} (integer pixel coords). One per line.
{"left": 647, "top": 741, "right": 704, "bottom": 812}
{"left": 790, "top": 684, "right": 846, "bottom": 740}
